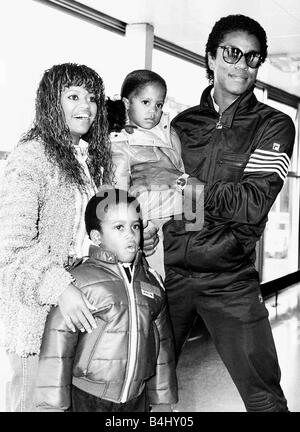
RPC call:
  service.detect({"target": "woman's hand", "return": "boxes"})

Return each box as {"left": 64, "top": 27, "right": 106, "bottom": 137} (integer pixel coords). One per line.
{"left": 142, "top": 220, "right": 159, "bottom": 257}
{"left": 58, "top": 283, "right": 97, "bottom": 333}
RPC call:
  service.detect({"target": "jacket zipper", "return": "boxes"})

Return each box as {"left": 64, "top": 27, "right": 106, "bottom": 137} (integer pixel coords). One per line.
{"left": 216, "top": 113, "right": 223, "bottom": 129}
{"left": 204, "top": 113, "right": 224, "bottom": 185}
{"left": 119, "top": 264, "right": 138, "bottom": 403}
{"left": 184, "top": 112, "right": 223, "bottom": 272}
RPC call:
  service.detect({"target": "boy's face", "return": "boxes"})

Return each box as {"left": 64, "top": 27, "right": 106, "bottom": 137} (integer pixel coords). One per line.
{"left": 97, "top": 202, "right": 141, "bottom": 263}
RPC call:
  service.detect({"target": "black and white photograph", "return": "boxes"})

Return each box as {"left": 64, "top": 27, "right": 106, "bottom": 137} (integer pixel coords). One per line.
{"left": 0, "top": 0, "right": 300, "bottom": 416}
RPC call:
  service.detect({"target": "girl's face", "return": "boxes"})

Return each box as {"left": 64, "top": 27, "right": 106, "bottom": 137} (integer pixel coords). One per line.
{"left": 61, "top": 86, "right": 97, "bottom": 145}
{"left": 97, "top": 202, "right": 141, "bottom": 263}
{"left": 124, "top": 83, "right": 166, "bottom": 130}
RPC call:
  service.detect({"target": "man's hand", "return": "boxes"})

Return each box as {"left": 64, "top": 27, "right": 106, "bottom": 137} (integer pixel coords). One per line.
{"left": 142, "top": 220, "right": 159, "bottom": 257}
{"left": 58, "top": 283, "right": 97, "bottom": 333}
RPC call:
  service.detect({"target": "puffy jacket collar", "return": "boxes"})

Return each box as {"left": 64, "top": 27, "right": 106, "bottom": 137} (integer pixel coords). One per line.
{"left": 110, "top": 112, "right": 172, "bottom": 149}
{"left": 89, "top": 244, "right": 143, "bottom": 266}
{"left": 200, "top": 84, "right": 258, "bottom": 128}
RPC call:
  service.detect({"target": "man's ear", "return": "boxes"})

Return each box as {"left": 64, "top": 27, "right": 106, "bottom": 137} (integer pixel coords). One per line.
{"left": 207, "top": 52, "right": 216, "bottom": 72}
{"left": 90, "top": 229, "right": 102, "bottom": 246}
{"left": 122, "top": 97, "right": 130, "bottom": 110}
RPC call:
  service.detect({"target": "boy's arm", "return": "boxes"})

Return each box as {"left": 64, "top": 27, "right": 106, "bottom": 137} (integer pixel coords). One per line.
{"left": 147, "top": 295, "right": 178, "bottom": 406}
{"left": 36, "top": 305, "right": 79, "bottom": 411}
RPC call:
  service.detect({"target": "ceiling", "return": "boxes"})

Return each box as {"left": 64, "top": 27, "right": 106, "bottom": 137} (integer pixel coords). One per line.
{"left": 81, "top": 0, "right": 300, "bottom": 97}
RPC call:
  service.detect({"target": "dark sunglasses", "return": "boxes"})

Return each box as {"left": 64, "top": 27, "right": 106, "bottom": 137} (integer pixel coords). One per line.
{"left": 218, "top": 45, "right": 263, "bottom": 69}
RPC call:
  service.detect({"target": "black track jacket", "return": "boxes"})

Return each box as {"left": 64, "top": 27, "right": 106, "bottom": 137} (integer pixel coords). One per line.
{"left": 163, "top": 85, "right": 295, "bottom": 274}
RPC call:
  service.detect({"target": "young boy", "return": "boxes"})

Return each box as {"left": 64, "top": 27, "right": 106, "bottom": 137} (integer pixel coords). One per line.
{"left": 35, "top": 187, "right": 178, "bottom": 412}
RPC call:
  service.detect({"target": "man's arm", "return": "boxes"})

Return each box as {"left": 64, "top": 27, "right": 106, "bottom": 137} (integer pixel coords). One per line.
{"left": 204, "top": 113, "right": 295, "bottom": 225}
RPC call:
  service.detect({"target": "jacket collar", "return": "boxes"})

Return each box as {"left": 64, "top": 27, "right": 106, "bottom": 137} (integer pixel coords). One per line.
{"left": 200, "top": 84, "right": 257, "bottom": 128}
{"left": 89, "top": 244, "right": 143, "bottom": 266}
{"left": 109, "top": 112, "right": 172, "bottom": 149}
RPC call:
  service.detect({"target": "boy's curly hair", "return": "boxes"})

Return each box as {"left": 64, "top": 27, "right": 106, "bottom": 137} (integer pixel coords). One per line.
{"left": 205, "top": 14, "right": 268, "bottom": 84}
{"left": 21, "top": 63, "right": 113, "bottom": 188}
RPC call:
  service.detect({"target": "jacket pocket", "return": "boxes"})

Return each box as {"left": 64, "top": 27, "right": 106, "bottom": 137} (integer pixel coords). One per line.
{"left": 72, "top": 320, "right": 106, "bottom": 378}
{"left": 153, "top": 322, "right": 160, "bottom": 360}
{"left": 186, "top": 225, "right": 246, "bottom": 272}
{"left": 142, "top": 322, "right": 159, "bottom": 380}
{"left": 215, "top": 152, "right": 250, "bottom": 182}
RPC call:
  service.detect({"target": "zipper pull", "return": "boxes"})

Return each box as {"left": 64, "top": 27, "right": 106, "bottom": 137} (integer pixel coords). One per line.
{"left": 216, "top": 114, "right": 223, "bottom": 129}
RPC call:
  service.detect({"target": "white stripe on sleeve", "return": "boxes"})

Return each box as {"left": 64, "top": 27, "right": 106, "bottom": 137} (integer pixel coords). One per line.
{"left": 244, "top": 149, "right": 290, "bottom": 181}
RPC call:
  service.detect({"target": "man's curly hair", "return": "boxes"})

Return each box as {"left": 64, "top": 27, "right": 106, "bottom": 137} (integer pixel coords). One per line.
{"left": 21, "top": 63, "right": 113, "bottom": 188}
{"left": 205, "top": 14, "right": 268, "bottom": 84}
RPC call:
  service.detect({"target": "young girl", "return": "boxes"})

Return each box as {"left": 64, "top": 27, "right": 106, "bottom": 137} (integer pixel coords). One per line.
{"left": 36, "top": 187, "right": 178, "bottom": 412}
{"left": 107, "top": 69, "right": 187, "bottom": 279}
{"left": 0, "top": 63, "right": 158, "bottom": 412}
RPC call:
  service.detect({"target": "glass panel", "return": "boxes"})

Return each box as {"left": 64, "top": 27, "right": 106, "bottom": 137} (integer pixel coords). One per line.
{"left": 0, "top": 0, "right": 127, "bottom": 156}
{"left": 260, "top": 98, "right": 299, "bottom": 282}
{"left": 254, "top": 87, "right": 264, "bottom": 102}
{"left": 262, "top": 177, "right": 299, "bottom": 282}
{"left": 153, "top": 49, "right": 207, "bottom": 118}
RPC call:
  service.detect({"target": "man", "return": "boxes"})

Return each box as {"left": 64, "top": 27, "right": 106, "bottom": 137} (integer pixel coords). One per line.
{"left": 132, "top": 14, "right": 295, "bottom": 412}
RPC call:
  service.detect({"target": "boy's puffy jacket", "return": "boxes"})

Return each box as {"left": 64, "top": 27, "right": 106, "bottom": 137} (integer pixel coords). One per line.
{"left": 163, "top": 85, "right": 295, "bottom": 273}
{"left": 36, "top": 246, "right": 178, "bottom": 411}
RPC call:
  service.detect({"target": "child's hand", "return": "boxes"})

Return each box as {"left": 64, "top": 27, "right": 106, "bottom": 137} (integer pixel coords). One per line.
{"left": 58, "top": 284, "right": 97, "bottom": 333}
{"left": 142, "top": 220, "right": 159, "bottom": 257}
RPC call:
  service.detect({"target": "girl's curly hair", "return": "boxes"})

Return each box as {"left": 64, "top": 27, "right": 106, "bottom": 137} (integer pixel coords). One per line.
{"left": 21, "top": 63, "right": 113, "bottom": 188}
{"left": 205, "top": 14, "right": 268, "bottom": 84}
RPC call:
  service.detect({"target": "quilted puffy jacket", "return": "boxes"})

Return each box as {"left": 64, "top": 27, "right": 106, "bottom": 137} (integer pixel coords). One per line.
{"left": 36, "top": 246, "right": 178, "bottom": 411}
{"left": 163, "top": 84, "right": 295, "bottom": 274}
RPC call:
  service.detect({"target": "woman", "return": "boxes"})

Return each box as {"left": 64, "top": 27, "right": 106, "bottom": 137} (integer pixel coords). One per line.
{"left": 0, "top": 63, "right": 157, "bottom": 411}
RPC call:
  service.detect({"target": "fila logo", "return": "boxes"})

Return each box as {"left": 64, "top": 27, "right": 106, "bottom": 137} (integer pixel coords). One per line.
{"left": 273, "top": 143, "right": 280, "bottom": 151}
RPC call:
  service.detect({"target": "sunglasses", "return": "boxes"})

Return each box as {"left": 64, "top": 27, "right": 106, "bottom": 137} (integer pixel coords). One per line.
{"left": 218, "top": 45, "right": 263, "bottom": 69}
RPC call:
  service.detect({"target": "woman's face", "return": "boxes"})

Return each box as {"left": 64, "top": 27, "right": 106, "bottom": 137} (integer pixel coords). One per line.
{"left": 60, "top": 86, "right": 97, "bottom": 145}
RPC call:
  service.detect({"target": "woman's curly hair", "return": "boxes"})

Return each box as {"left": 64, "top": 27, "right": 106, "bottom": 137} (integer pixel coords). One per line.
{"left": 205, "top": 14, "right": 268, "bottom": 84}
{"left": 21, "top": 63, "right": 113, "bottom": 188}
